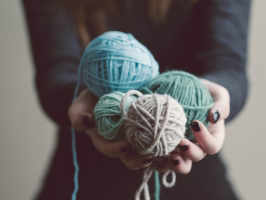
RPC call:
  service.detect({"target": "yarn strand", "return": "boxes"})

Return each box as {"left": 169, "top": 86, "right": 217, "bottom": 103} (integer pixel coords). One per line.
{"left": 71, "top": 127, "right": 79, "bottom": 200}
{"left": 162, "top": 170, "right": 176, "bottom": 188}
{"left": 154, "top": 171, "right": 160, "bottom": 200}
{"left": 135, "top": 166, "right": 154, "bottom": 200}
{"left": 71, "top": 50, "right": 85, "bottom": 200}
{"left": 135, "top": 168, "right": 176, "bottom": 200}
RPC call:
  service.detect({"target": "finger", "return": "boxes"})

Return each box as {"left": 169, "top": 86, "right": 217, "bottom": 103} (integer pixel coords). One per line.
{"left": 68, "top": 89, "right": 98, "bottom": 131}
{"left": 153, "top": 156, "right": 169, "bottom": 172}
{"left": 120, "top": 152, "right": 154, "bottom": 170}
{"left": 191, "top": 120, "right": 225, "bottom": 155}
{"left": 170, "top": 154, "right": 192, "bottom": 174}
{"left": 86, "top": 127, "right": 130, "bottom": 158}
{"left": 72, "top": 112, "right": 95, "bottom": 132}
{"left": 177, "top": 138, "right": 206, "bottom": 162}
{"left": 208, "top": 99, "right": 230, "bottom": 124}
{"left": 201, "top": 79, "right": 230, "bottom": 123}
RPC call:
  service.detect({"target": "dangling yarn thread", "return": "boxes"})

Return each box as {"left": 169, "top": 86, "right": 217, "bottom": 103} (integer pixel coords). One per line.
{"left": 70, "top": 49, "right": 86, "bottom": 200}
{"left": 135, "top": 166, "right": 177, "bottom": 200}
{"left": 81, "top": 31, "right": 159, "bottom": 97}
{"left": 121, "top": 90, "right": 187, "bottom": 200}
{"left": 140, "top": 70, "right": 213, "bottom": 140}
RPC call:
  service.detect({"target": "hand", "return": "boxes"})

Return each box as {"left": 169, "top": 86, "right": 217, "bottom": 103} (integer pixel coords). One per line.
{"left": 152, "top": 79, "right": 230, "bottom": 174}
{"left": 68, "top": 89, "right": 155, "bottom": 170}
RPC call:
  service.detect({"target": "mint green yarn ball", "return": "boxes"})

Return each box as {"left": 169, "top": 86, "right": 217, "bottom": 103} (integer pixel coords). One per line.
{"left": 140, "top": 70, "right": 213, "bottom": 140}
{"left": 93, "top": 91, "right": 138, "bottom": 141}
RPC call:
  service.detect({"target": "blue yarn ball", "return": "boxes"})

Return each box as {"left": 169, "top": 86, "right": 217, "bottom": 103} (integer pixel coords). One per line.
{"left": 81, "top": 31, "right": 159, "bottom": 97}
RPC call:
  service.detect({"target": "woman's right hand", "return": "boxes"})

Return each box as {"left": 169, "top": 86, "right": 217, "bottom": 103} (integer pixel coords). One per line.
{"left": 68, "top": 89, "right": 154, "bottom": 170}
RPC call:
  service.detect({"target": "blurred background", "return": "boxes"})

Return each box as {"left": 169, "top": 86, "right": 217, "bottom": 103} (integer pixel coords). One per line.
{"left": 0, "top": 0, "right": 265, "bottom": 199}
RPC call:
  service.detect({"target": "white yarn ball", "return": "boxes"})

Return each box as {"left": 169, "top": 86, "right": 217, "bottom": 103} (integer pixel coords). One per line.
{"left": 121, "top": 90, "right": 187, "bottom": 157}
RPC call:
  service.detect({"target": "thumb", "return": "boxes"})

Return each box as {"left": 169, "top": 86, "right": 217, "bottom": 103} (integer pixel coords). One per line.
{"left": 68, "top": 100, "right": 96, "bottom": 131}
{"left": 78, "top": 113, "right": 96, "bottom": 131}
{"left": 71, "top": 112, "right": 95, "bottom": 132}
{"left": 68, "top": 89, "right": 98, "bottom": 131}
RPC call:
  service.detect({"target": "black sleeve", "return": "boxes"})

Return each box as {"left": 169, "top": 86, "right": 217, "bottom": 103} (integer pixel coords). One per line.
{"left": 196, "top": 0, "right": 251, "bottom": 122}
{"left": 22, "top": 0, "right": 85, "bottom": 127}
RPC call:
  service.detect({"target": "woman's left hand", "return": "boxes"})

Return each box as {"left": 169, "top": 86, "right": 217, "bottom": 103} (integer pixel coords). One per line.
{"left": 153, "top": 79, "right": 230, "bottom": 173}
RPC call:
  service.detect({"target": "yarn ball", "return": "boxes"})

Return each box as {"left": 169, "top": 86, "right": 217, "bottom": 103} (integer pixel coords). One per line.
{"left": 94, "top": 91, "right": 138, "bottom": 141}
{"left": 140, "top": 70, "right": 213, "bottom": 140}
{"left": 121, "top": 90, "right": 187, "bottom": 157}
{"left": 81, "top": 31, "right": 159, "bottom": 97}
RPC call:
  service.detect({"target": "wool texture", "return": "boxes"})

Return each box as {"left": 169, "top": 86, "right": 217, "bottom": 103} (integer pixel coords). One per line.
{"left": 81, "top": 31, "right": 159, "bottom": 97}
{"left": 93, "top": 91, "right": 137, "bottom": 140}
{"left": 121, "top": 90, "right": 187, "bottom": 157}
{"left": 140, "top": 70, "right": 213, "bottom": 140}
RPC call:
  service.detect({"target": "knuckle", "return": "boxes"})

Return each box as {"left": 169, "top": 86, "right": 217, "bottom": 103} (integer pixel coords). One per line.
{"left": 101, "top": 148, "right": 115, "bottom": 158}
{"left": 183, "top": 167, "right": 192, "bottom": 174}
{"left": 207, "top": 146, "right": 220, "bottom": 155}
{"left": 190, "top": 155, "right": 202, "bottom": 162}
{"left": 124, "top": 163, "right": 137, "bottom": 170}
{"left": 176, "top": 166, "right": 191, "bottom": 174}
{"left": 185, "top": 150, "right": 198, "bottom": 160}
{"left": 218, "top": 85, "right": 229, "bottom": 96}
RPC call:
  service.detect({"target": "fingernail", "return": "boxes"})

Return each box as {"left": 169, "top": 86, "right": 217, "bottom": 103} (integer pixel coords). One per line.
{"left": 213, "top": 111, "right": 220, "bottom": 123}
{"left": 171, "top": 160, "right": 179, "bottom": 166}
{"left": 144, "top": 158, "right": 154, "bottom": 164}
{"left": 191, "top": 121, "right": 201, "bottom": 132}
{"left": 120, "top": 147, "right": 129, "bottom": 153}
{"left": 178, "top": 144, "right": 189, "bottom": 151}
{"left": 82, "top": 116, "right": 91, "bottom": 128}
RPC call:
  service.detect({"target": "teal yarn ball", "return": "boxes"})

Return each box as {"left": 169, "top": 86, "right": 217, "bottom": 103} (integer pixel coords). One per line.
{"left": 140, "top": 70, "right": 213, "bottom": 140}
{"left": 93, "top": 91, "right": 138, "bottom": 141}
{"left": 81, "top": 31, "right": 159, "bottom": 97}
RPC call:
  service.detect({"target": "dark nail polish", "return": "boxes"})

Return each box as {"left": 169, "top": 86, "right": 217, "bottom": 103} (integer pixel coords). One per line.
{"left": 191, "top": 121, "right": 201, "bottom": 132}
{"left": 144, "top": 158, "right": 153, "bottom": 164}
{"left": 82, "top": 116, "right": 91, "bottom": 128}
{"left": 171, "top": 160, "right": 179, "bottom": 166}
{"left": 179, "top": 145, "right": 189, "bottom": 151}
{"left": 120, "top": 147, "right": 129, "bottom": 153}
{"left": 213, "top": 111, "right": 220, "bottom": 123}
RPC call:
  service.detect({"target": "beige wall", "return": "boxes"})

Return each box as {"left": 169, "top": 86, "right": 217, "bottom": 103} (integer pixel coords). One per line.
{"left": 222, "top": 1, "right": 266, "bottom": 199}
{"left": 0, "top": 1, "right": 56, "bottom": 199}
{"left": 0, "top": 1, "right": 265, "bottom": 200}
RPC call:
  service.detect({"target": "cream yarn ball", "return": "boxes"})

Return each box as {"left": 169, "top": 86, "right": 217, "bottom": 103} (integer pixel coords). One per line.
{"left": 120, "top": 90, "right": 187, "bottom": 157}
